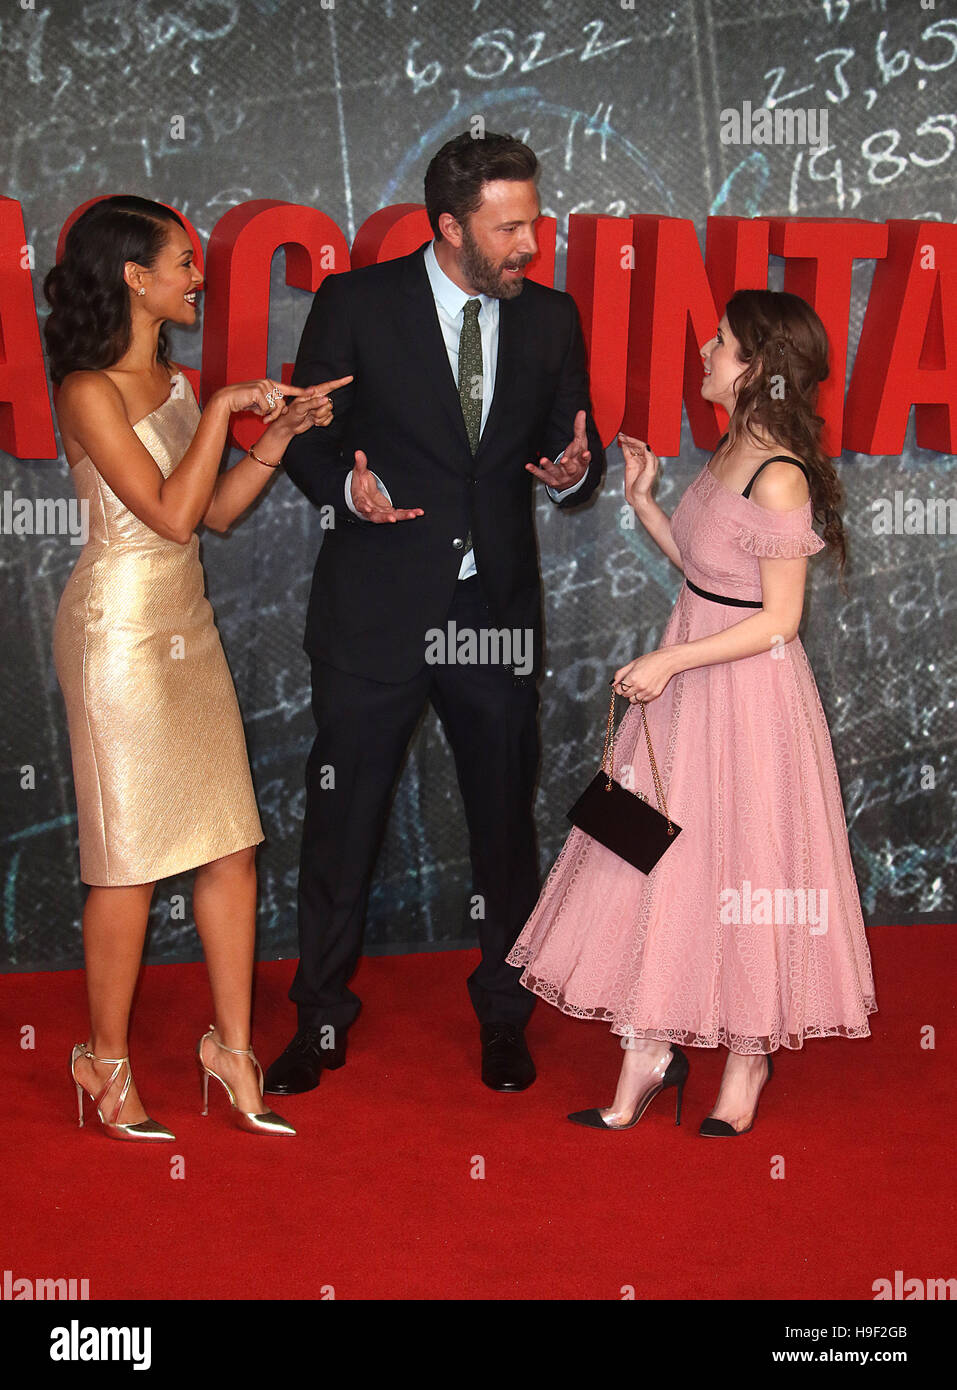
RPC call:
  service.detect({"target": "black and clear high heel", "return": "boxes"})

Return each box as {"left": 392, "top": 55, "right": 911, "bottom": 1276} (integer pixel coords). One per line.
{"left": 698, "top": 1052, "right": 773, "bottom": 1137}
{"left": 567, "top": 1044, "right": 689, "bottom": 1129}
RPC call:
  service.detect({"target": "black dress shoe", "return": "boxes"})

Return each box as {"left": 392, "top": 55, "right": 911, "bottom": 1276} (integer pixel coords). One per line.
{"left": 567, "top": 1045, "right": 690, "bottom": 1129}
{"left": 480, "top": 1023, "right": 535, "bottom": 1091}
{"left": 263, "top": 1027, "right": 347, "bottom": 1095}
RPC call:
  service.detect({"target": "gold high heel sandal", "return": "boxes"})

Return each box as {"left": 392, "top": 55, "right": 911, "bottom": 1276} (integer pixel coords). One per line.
{"left": 70, "top": 1043, "right": 175, "bottom": 1141}
{"left": 195, "top": 1026, "right": 296, "bottom": 1136}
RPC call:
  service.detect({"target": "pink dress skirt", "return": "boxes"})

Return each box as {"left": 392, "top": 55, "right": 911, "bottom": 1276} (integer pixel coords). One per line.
{"left": 507, "top": 463, "right": 877, "bottom": 1054}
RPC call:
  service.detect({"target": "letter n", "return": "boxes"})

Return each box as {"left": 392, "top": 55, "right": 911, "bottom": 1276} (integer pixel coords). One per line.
{"left": 624, "top": 216, "right": 769, "bottom": 455}
{"left": 565, "top": 214, "right": 634, "bottom": 446}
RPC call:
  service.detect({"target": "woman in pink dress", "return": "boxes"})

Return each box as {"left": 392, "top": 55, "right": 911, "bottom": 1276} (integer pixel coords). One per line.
{"left": 508, "top": 289, "right": 876, "bottom": 1136}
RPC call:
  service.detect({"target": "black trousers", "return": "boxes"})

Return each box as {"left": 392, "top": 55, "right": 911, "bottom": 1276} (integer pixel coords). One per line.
{"left": 289, "top": 577, "right": 541, "bottom": 1035}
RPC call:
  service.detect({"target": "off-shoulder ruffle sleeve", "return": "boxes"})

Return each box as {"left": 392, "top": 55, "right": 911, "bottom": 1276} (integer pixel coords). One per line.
{"left": 733, "top": 512, "right": 825, "bottom": 559}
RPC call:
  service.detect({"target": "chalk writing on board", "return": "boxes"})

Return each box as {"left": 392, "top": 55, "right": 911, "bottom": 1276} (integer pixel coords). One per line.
{"left": 0, "top": 0, "right": 953, "bottom": 969}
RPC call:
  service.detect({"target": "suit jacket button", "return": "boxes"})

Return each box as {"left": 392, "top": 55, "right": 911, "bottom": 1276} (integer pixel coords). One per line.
{"left": 452, "top": 537, "right": 465, "bottom": 550}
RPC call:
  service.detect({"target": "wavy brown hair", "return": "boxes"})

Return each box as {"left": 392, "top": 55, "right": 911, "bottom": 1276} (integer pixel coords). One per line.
{"left": 725, "top": 288, "right": 847, "bottom": 574}
{"left": 43, "top": 195, "right": 185, "bottom": 385}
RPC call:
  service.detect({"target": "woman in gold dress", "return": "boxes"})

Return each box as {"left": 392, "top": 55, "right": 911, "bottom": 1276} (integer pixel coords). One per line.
{"left": 45, "top": 195, "right": 350, "bottom": 1140}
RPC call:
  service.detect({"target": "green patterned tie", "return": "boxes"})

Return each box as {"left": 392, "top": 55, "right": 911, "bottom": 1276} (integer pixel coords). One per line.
{"left": 456, "top": 298, "right": 483, "bottom": 557}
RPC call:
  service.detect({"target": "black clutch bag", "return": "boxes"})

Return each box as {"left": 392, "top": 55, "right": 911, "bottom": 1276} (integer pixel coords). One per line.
{"left": 567, "top": 690, "right": 682, "bottom": 874}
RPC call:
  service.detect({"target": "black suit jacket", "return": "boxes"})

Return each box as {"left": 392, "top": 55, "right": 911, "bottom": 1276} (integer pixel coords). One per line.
{"left": 283, "top": 240, "right": 605, "bottom": 683}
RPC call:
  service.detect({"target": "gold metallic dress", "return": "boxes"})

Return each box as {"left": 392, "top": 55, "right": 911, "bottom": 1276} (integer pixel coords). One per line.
{"left": 53, "top": 373, "right": 264, "bottom": 886}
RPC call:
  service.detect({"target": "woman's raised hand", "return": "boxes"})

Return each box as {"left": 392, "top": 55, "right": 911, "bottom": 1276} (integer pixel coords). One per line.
{"left": 214, "top": 378, "right": 315, "bottom": 425}
{"left": 619, "top": 433, "right": 659, "bottom": 510}
{"left": 282, "top": 375, "right": 354, "bottom": 434}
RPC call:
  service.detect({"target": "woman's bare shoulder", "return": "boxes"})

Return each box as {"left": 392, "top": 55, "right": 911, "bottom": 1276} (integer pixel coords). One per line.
{"left": 56, "top": 370, "right": 126, "bottom": 421}
{"left": 750, "top": 457, "right": 811, "bottom": 510}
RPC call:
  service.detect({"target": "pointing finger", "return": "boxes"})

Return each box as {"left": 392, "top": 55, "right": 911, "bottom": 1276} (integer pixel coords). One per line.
{"left": 313, "top": 375, "right": 354, "bottom": 394}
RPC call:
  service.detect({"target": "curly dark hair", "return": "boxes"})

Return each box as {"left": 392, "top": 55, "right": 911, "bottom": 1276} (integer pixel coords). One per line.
{"left": 424, "top": 130, "right": 539, "bottom": 240}
{"left": 724, "top": 288, "right": 847, "bottom": 575}
{"left": 43, "top": 195, "right": 186, "bottom": 385}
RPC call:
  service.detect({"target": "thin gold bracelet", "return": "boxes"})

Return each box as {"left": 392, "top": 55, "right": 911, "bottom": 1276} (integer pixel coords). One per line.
{"left": 248, "top": 446, "right": 282, "bottom": 469}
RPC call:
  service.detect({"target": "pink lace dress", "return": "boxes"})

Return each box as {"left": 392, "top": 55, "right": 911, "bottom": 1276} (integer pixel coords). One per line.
{"left": 508, "top": 460, "right": 877, "bottom": 1053}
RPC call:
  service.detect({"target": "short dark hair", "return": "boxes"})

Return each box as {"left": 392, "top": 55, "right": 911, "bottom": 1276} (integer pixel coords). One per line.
{"left": 424, "top": 130, "right": 539, "bottom": 240}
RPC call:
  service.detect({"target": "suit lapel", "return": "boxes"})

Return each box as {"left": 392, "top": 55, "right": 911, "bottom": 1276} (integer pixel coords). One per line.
{"left": 396, "top": 245, "right": 472, "bottom": 462}
{"left": 474, "top": 293, "right": 523, "bottom": 471}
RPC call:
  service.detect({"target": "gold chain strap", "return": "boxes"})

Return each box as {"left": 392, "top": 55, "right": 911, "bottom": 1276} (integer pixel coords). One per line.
{"left": 601, "top": 691, "right": 675, "bottom": 837}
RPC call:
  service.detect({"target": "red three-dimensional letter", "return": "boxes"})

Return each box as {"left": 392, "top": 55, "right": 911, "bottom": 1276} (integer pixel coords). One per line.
{"left": 704, "top": 217, "right": 771, "bottom": 324}
{"left": 623, "top": 216, "right": 769, "bottom": 455}
{"left": 0, "top": 197, "right": 57, "bottom": 459}
{"left": 202, "top": 200, "right": 350, "bottom": 450}
{"left": 565, "top": 214, "right": 633, "bottom": 447}
{"left": 844, "top": 219, "right": 957, "bottom": 454}
{"left": 352, "top": 204, "right": 432, "bottom": 265}
{"left": 702, "top": 217, "right": 771, "bottom": 443}
{"left": 55, "top": 197, "right": 205, "bottom": 400}
{"left": 766, "top": 218, "right": 888, "bottom": 456}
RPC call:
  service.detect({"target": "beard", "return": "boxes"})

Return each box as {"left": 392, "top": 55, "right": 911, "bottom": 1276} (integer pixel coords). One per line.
{"left": 459, "top": 222, "right": 531, "bottom": 300}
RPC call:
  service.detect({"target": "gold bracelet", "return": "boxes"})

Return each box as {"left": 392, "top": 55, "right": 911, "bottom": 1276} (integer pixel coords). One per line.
{"left": 248, "top": 446, "right": 282, "bottom": 469}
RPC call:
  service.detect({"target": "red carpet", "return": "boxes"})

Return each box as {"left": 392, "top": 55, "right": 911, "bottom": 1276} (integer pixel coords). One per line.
{"left": 2, "top": 925, "right": 953, "bottom": 1301}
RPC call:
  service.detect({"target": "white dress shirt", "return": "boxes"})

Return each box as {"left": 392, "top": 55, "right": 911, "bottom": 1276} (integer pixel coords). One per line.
{"left": 345, "top": 239, "right": 587, "bottom": 578}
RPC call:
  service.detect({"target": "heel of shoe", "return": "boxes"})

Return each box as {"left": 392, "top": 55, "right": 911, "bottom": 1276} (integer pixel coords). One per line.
{"left": 666, "top": 1045, "right": 690, "bottom": 1125}
{"left": 196, "top": 1053, "right": 210, "bottom": 1115}
{"left": 71, "top": 1045, "right": 86, "bottom": 1128}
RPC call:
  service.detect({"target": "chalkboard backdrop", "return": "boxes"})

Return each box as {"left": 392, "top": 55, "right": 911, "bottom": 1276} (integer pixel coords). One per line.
{"left": 1, "top": 0, "right": 954, "bottom": 971}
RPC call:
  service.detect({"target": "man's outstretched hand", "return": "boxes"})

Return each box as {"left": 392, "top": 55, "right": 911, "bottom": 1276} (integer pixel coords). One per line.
{"left": 525, "top": 409, "right": 591, "bottom": 491}
{"left": 350, "top": 449, "right": 424, "bottom": 523}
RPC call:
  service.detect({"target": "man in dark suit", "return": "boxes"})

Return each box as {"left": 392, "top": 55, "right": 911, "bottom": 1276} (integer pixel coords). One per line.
{"left": 264, "top": 131, "right": 604, "bottom": 1095}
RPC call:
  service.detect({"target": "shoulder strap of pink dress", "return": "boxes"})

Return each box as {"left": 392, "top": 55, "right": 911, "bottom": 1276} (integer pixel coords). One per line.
{"left": 741, "top": 455, "right": 810, "bottom": 499}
